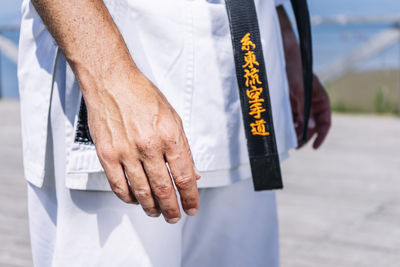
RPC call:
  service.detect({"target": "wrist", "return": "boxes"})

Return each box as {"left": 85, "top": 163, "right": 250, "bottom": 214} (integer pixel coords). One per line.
{"left": 73, "top": 51, "right": 141, "bottom": 98}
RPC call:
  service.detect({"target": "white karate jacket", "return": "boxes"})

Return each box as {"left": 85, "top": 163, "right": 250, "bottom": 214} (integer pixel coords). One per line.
{"left": 18, "top": 0, "right": 296, "bottom": 190}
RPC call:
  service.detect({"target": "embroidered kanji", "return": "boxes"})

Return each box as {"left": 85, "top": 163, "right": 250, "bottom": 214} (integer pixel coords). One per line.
{"left": 250, "top": 119, "right": 270, "bottom": 136}
{"left": 249, "top": 102, "right": 266, "bottom": 119}
{"left": 244, "top": 68, "right": 262, "bottom": 87}
{"left": 246, "top": 86, "right": 263, "bottom": 101}
{"left": 240, "top": 33, "right": 256, "bottom": 51}
{"left": 242, "top": 50, "right": 259, "bottom": 69}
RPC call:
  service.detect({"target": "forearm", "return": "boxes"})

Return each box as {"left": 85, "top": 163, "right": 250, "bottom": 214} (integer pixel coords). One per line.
{"left": 31, "top": 0, "right": 138, "bottom": 98}
{"left": 276, "top": 6, "right": 302, "bottom": 74}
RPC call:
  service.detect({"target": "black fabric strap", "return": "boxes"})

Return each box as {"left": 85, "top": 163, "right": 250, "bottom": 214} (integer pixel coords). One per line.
{"left": 290, "top": 0, "right": 313, "bottom": 143}
{"left": 225, "top": 0, "right": 283, "bottom": 191}
{"left": 75, "top": 98, "right": 93, "bottom": 144}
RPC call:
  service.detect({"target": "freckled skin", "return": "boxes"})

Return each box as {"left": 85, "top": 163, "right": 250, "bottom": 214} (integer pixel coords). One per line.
{"left": 31, "top": 0, "right": 201, "bottom": 223}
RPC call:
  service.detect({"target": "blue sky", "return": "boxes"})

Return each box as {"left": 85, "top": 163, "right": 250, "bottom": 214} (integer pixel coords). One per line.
{"left": 2, "top": 0, "right": 400, "bottom": 25}
{"left": 299, "top": 0, "right": 400, "bottom": 16}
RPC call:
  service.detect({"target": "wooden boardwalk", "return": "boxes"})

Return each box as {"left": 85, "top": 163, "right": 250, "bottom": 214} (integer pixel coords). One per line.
{"left": 1, "top": 100, "right": 399, "bottom": 267}
{"left": 0, "top": 100, "right": 32, "bottom": 266}
{"left": 279, "top": 113, "right": 400, "bottom": 267}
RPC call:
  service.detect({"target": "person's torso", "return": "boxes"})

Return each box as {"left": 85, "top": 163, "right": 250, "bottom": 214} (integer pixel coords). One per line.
{"left": 18, "top": 0, "right": 296, "bottom": 189}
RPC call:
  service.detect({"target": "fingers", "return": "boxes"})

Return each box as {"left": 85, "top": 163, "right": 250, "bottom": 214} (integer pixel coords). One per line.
{"left": 295, "top": 74, "right": 332, "bottom": 149}
{"left": 165, "top": 132, "right": 199, "bottom": 217}
{"left": 311, "top": 82, "right": 331, "bottom": 149}
{"left": 98, "top": 151, "right": 138, "bottom": 204}
{"left": 181, "top": 132, "right": 201, "bottom": 181}
{"left": 96, "top": 105, "right": 199, "bottom": 223}
{"left": 123, "top": 160, "right": 161, "bottom": 217}
{"left": 313, "top": 123, "right": 330, "bottom": 149}
{"left": 312, "top": 103, "right": 331, "bottom": 149}
{"left": 194, "top": 167, "right": 202, "bottom": 180}
{"left": 295, "top": 110, "right": 306, "bottom": 148}
{"left": 141, "top": 155, "right": 182, "bottom": 224}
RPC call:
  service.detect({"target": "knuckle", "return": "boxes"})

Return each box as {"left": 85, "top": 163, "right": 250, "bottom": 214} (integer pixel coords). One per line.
{"left": 110, "top": 182, "right": 130, "bottom": 202}
{"left": 174, "top": 174, "right": 194, "bottom": 190}
{"left": 118, "top": 145, "right": 133, "bottom": 159}
{"left": 136, "top": 135, "right": 159, "bottom": 156}
{"left": 174, "top": 114, "right": 184, "bottom": 127}
{"left": 163, "top": 208, "right": 180, "bottom": 219}
{"left": 153, "top": 184, "right": 173, "bottom": 200}
{"left": 97, "top": 144, "right": 118, "bottom": 163}
{"left": 110, "top": 181, "right": 124, "bottom": 194}
{"left": 177, "top": 115, "right": 183, "bottom": 124}
{"left": 170, "top": 109, "right": 182, "bottom": 122}
{"left": 134, "top": 188, "right": 152, "bottom": 200}
{"left": 161, "top": 127, "right": 180, "bottom": 147}
{"left": 181, "top": 195, "right": 198, "bottom": 208}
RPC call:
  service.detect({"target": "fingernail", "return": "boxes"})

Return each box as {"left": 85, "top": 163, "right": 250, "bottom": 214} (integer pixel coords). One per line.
{"left": 186, "top": 208, "right": 198, "bottom": 216}
{"left": 146, "top": 211, "right": 160, "bottom": 218}
{"left": 167, "top": 217, "right": 180, "bottom": 224}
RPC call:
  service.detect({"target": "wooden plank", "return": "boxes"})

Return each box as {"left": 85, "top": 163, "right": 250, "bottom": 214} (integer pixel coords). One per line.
{"left": 0, "top": 100, "right": 32, "bottom": 267}
{"left": 278, "top": 114, "right": 400, "bottom": 267}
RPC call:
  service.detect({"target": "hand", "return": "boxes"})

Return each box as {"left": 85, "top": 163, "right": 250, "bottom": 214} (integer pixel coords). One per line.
{"left": 277, "top": 5, "right": 331, "bottom": 149}
{"left": 288, "top": 72, "right": 331, "bottom": 149}
{"left": 31, "top": 0, "right": 200, "bottom": 224}
{"left": 85, "top": 70, "right": 200, "bottom": 224}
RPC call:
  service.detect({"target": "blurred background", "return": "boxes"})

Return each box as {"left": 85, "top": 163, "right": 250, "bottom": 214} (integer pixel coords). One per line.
{"left": 0, "top": 0, "right": 399, "bottom": 266}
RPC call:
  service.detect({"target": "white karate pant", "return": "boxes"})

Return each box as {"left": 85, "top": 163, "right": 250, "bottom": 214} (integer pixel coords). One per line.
{"left": 27, "top": 61, "right": 280, "bottom": 267}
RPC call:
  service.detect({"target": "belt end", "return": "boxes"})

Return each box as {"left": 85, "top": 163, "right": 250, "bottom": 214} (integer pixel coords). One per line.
{"left": 250, "top": 155, "right": 283, "bottom": 191}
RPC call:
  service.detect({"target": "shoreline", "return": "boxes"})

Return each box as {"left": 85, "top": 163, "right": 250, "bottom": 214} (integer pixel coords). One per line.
{"left": 324, "top": 68, "right": 399, "bottom": 115}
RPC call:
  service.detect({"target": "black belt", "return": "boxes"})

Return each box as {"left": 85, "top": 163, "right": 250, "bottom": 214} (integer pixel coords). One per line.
{"left": 225, "top": 0, "right": 313, "bottom": 191}
{"left": 290, "top": 0, "right": 313, "bottom": 144}
{"left": 75, "top": 0, "right": 313, "bottom": 192}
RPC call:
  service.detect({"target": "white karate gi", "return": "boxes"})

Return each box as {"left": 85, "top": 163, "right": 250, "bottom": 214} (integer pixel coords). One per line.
{"left": 18, "top": 0, "right": 295, "bottom": 266}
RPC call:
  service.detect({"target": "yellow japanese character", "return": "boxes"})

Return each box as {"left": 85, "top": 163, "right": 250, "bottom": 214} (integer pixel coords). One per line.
{"left": 244, "top": 68, "right": 262, "bottom": 87}
{"left": 249, "top": 98, "right": 264, "bottom": 104}
{"left": 241, "top": 33, "right": 256, "bottom": 51}
{"left": 250, "top": 119, "right": 270, "bottom": 136}
{"left": 242, "top": 50, "right": 259, "bottom": 69}
{"left": 246, "top": 86, "right": 263, "bottom": 101}
{"left": 249, "top": 102, "right": 266, "bottom": 119}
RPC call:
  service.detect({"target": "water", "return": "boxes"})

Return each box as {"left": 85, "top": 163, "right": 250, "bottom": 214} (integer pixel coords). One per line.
{"left": 1, "top": 0, "right": 400, "bottom": 98}
{"left": 0, "top": 0, "right": 22, "bottom": 98}
{"left": 285, "top": 0, "right": 400, "bottom": 72}
{"left": 313, "top": 23, "right": 400, "bottom": 72}
{"left": 0, "top": 31, "right": 19, "bottom": 98}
